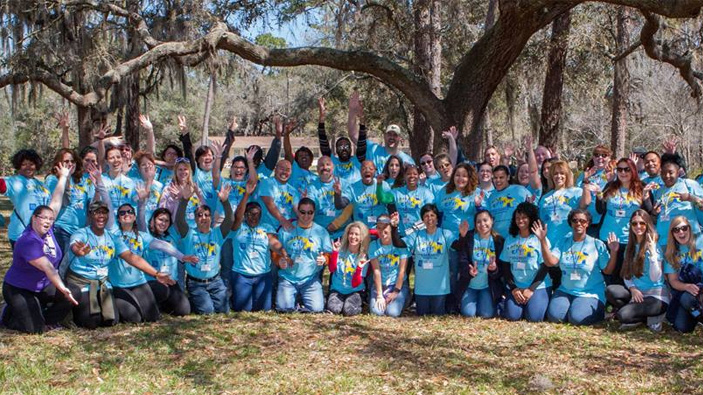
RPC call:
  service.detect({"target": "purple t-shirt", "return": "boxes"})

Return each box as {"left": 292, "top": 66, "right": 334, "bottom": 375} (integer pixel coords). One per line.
{"left": 4, "top": 227, "right": 62, "bottom": 292}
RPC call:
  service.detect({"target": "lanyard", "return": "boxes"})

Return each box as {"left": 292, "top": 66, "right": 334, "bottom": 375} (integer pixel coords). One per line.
{"left": 194, "top": 230, "right": 214, "bottom": 263}
{"left": 88, "top": 230, "right": 108, "bottom": 268}
{"left": 568, "top": 238, "right": 588, "bottom": 270}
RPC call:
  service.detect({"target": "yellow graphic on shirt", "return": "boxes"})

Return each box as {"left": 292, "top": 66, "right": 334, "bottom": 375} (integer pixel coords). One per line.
{"left": 291, "top": 236, "right": 316, "bottom": 252}
{"left": 343, "top": 258, "right": 356, "bottom": 275}
{"left": 360, "top": 193, "right": 378, "bottom": 205}
{"left": 234, "top": 184, "right": 246, "bottom": 196}
{"left": 476, "top": 246, "right": 495, "bottom": 261}
{"left": 497, "top": 196, "right": 515, "bottom": 207}
{"left": 188, "top": 196, "right": 200, "bottom": 206}
{"left": 449, "top": 197, "right": 467, "bottom": 210}
{"left": 282, "top": 191, "right": 294, "bottom": 204}
{"left": 519, "top": 244, "right": 536, "bottom": 257}
{"left": 381, "top": 253, "right": 400, "bottom": 267}
{"left": 339, "top": 161, "right": 354, "bottom": 171}
{"left": 661, "top": 192, "right": 682, "bottom": 204}
{"left": 124, "top": 236, "right": 143, "bottom": 253}
{"left": 73, "top": 183, "right": 87, "bottom": 194}
{"left": 429, "top": 241, "right": 444, "bottom": 254}
{"left": 195, "top": 242, "right": 217, "bottom": 257}
{"left": 409, "top": 196, "right": 423, "bottom": 208}
{"left": 570, "top": 251, "right": 589, "bottom": 265}
{"left": 96, "top": 245, "right": 115, "bottom": 259}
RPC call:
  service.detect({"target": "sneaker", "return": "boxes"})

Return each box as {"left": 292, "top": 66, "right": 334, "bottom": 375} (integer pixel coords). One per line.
{"left": 618, "top": 322, "right": 642, "bottom": 330}
{"left": 648, "top": 322, "right": 663, "bottom": 333}
{"left": 45, "top": 323, "right": 65, "bottom": 332}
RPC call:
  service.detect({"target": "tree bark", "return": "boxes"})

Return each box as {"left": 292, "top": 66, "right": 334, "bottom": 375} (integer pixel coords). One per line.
{"left": 123, "top": 0, "right": 141, "bottom": 150}
{"left": 201, "top": 72, "right": 217, "bottom": 146}
{"left": 410, "top": 0, "right": 442, "bottom": 159}
{"left": 539, "top": 11, "right": 572, "bottom": 155}
{"left": 611, "top": 7, "right": 631, "bottom": 158}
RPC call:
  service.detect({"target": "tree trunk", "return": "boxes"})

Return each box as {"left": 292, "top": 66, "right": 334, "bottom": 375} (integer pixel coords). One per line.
{"left": 124, "top": 74, "right": 140, "bottom": 150}
{"left": 410, "top": 0, "right": 442, "bottom": 160}
{"left": 505, "top": 74, "right": 518, "bottom": 140}
{"left": 610, "top": 7, "right": 631, "bottom": 158}
{"left": 539, "top": 11, "right": 572, "bottom": 155}
{"left": 201, "top": 72, "right": 217, "bottom": 146}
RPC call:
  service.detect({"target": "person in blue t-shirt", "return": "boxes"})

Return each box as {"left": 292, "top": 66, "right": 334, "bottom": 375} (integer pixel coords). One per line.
{"left": 308, "top": 156, "right": 347, "bottom": 239}
{"left": 378, "top": 165, "right": 435, "bottom": 236}
{"left": 576, "top": 145, "right": 615, "bottom": 236}
{"left": 260, "top": 159, "right": 301, "bottom": 231}
{"left": 515, "top": 135, "right": 542, "bottom": 202}
{"left": 606, "top": 210, "right": 671, "bottom": 331}
{"left": 536, "top": 208, "right": 619, "bottom": 326}
{"left": 381, "top": 155, "right": 404, "bottom": 187}
{"left": 334, "top": 160, "right": 390, "bottom": 230}
{"left": 480, "top": 165, "right": 531, "bottom": 238}
{"left": 368, "top": 213, "right": 410, "bottom": 317}
{"left": 0, "top": 149, "right": 52, "bottom": 248}
{"left": 453, "top": 210, "right": 505, "bottom": 318}
{"left": 281, "top": 116, "right": 317, "bottom": 191}
{"left": 640, "top": 151, "right": 664, "bottom": 186}
{"left": 229, "top": 178, "right": 280, "bottom": 312}
{"left": 101, "top": 145, "right": 138, "bottom": 224}
{"left": 500, "top": 202, "right": 551, "bottom": 322}
{"left": 404, "top": 204, "right": 459, "bottom": 316}
{"left": 664, "top": 216, "right": 703, "bottom": 333}
{"left": 175, "top": 182, "right": 234, "bottom": 314}
{"left": 326, "top": 222, "right": 370, "bottom": 316}
{"left": 366, "top": 124, "right": 415, "bottom": 175}
{"left": 426, "top": 154, "right": 454, "bottom": 194}
{"left": 275, "top": 198, "right": 333, "bottom": 313}
{"left": 537, "top": 160, "right": 590, "bottom": 244}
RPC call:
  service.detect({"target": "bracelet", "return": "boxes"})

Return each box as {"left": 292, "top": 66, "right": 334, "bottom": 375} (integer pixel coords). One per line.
{"left": 392, "top": 287, "right": 402, "bottom": 294}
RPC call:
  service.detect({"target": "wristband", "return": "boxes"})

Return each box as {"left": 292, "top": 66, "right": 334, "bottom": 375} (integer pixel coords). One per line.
{"left": 392, "top": 287, "right": 402, "bottom": 294}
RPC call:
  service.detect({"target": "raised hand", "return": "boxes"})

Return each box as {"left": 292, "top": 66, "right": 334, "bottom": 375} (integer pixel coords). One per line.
{"left": 524, "top": 134, "right": 534, "bottom": 150}
{"left": 72, "top": 241, "right": 91, "bottom": 257}
{"left": 179, "top": 182, "right": 194, "bottom": 200}
{"left": 503, "top": 143, "right": 515, "bottom": 159}
{"left": 629, "top": 152, "right": 639, "bottom": 166}
{"left": 136, "top": 184, "right": 150, "bottom": 202}
{"left": 459, "top": 220, "right": 469, "bottom": 238}
{"left": 531, "top": 220, "right": 547, "bottom": 240}
{"left": 211, "top": 141, "right": 225, "bottom": 158}
{"left": 468, "top": 262, "right": 478, "bottom": 277}
{"left": 607, "top": 232, "right": 620, "bottom": 251}
{"left": 245, "top": 178, "right": 257, "bottom": 195}
{"left": 229, "top": 116, "right": 239, "bottom": 131}
{"left": 332, "top": 239, "right": 341, "bottom": 252}
{"left": 85, "top": 162, "right": 103, "bottom": 185}
{"left": 474, "top": 190, "right": 485, "bottom": 207}
{"left": 274, "top": 115, "right": 283, "bottom": 139}
{"left": 138, "top": 114, "right": 153, "bottom": 131}
{"left": 318, "top": 97, "right": 326, "bottom": 122}
{"left": 662, "top": 136, "right": 678, "bottom": 154}
{"left": 332, "top": 176, "right": 342, "bottom": 195}
{"left": 218, "top": 183, "right": 232, "bottom": 202}
{"left": 389, "top": 212, "right": 400, "bottom": 228}
{"left": 54, "top": 110, "right": 70, "bottom": 129}
{"left": 246, "top": 146, "right": 258, "bottom": 162}
{"left": 177, "top": 115, "right": 188, "bottom": 135}
{"left": 349, "top": 91, "right": 361, "bottom": 114}
{"left": 283, "top": 118, "right": 297, "bottom": 136}
{"left": 55, "top": 161, "right": 75, "bottom": 178}
{"left": 93, "top": 121, "right": 110, "bottom": 141}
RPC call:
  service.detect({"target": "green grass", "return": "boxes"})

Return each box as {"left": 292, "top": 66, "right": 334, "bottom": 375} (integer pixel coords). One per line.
{"left": 1, "top": 202, "right": 703, "bottom": 393}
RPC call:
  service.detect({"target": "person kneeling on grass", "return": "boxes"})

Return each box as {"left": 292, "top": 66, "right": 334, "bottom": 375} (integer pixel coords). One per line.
{"left": 606, "top": 210, "right": 670, "bottom": 332}
{"left": 535, "top": 208, "right": 620, "bottom": 326}
{"left": 368, "top": 213, "right": 410, "bottom": 317}
{"left": 175, "top": 182, "right": 233, "bottom": 314}
{"left": 326, "top": 221, "right": 371, "bottom": 316}
{"left": 275, "top": 198, "right": 333, "bottom": 313}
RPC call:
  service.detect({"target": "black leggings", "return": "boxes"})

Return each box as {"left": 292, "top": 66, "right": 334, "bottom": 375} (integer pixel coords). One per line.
{"left": 1, "top": 281, "right": 81, "bottom": 334}
{"left": 605, "top": 284, "right": 668, "bottom": 324}
{"left": 148, "top": 281, "right": 191, "bottom": 316}
{"left": 114, "top": 283, "right": 161, "bottom": 323}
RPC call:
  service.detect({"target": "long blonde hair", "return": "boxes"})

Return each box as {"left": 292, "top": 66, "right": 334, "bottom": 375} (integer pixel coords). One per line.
{"left": 340, "top": 221, "right": 370, "bottom": 258}
{"left": 664, "top": 216, "right": 697, "bottom": 270}
{"left": 546, "top": 160, "right": 574, "bottom": 191}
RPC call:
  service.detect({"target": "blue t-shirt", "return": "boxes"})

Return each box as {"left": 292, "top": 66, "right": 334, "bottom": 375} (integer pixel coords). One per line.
{"left": 229, "top": 223, "right": 274, "bottom": 275}
{"left": 435, "top": 188, "right": 478, "bottom": 232}
{"left": 405, "top": 228, "right": 456, "bottom": 296}
{"left": 641, "top": 174, "right": 663, "bottom": 187}
{"left": 144, "top": 232, "right": 181, "bottom": 281}
{"left": 486, "top": 185, "right": 531, "bottom": 238}
{"left": 135, "top": 179, "right": 164, "bottom": 225}
{"left": 551, "top": 235, "right": 610, "bottom": 302}
{"left": 665, "top": 236, "right": 703, "bottom": 274}
{"left": 332, "top": 156, "right": 361, "bottom": 189}
{"left": 68, "top": 227, "right": 129, "bottom": 281}
{"left": 538, "top": 187, "right": 582, "bottom": 242}
{"left": 469, "top": 235, "right": 497, "bottom": 290}
{"left": 652, "top": 178, "right": 703, "bottom": 246}
{"left": 2, "top": 175, "right": 51, "bottom": 240}
{"left": 181, "top": 227, "right": 225, "bottom": 279}
{"left": 221, "top": 178, "right": 252, "bottom": 213}
{"left": 46, "top": 174, "right": 95, "bottom": 234}
{"left": 627, "top": 245, "right": 673, "bottom": 293}
{"left": 598, "top": 188, "right": 642, "bottom": 243}
{"left": 259, "top": 177, "right": 300, "bottom": 228}
{"left": 109, "top": 229, "right": 154, "bottom": 288}
{"left": 289, "top": 161, "right": 317, "bottom": 192}
{"left": 343, "top": 179, "right": 390, "bottom": 228}
{"left": 368, "top": 240, "right": 410, "bottom": 288}
{"left": 392, "top": 186, "right": 435, "bottom": 235}
{"left": 277, "top": 223, "right": 332, "bottom": 284}
{"left": 155, "top": 165, "right": 173, "bottom": 185}
{"left": 427, "top": 177, "right": 448, "bottom": 194}
{"left": 499, "top": 234, "right": 551, "bottom": 290}
{"left": 576, "top": 169, "right": 610, "bottom": 225}
{"left": 330, "top": 250, "right": 368, "bottom": 294}
{"left": 102, "top": 173, "right": 137, "bottom": 217}
{"left": 527, "top": 183, "right": 542, "bottom": 203}
{"left": 367, "top": 141, "right": 415, "bottom": 175}
{"left": 308, "top": 178, "right": 345, "bottom": 238}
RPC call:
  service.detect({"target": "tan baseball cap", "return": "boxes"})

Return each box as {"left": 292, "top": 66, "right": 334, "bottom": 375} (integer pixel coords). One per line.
{"left": 385, "top": 124, "right": 401, "bottom": 135}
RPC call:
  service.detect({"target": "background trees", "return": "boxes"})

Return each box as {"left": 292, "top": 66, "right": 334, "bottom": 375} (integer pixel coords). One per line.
{"left": 1, "top": 1, "right": 703, "bottom": 174}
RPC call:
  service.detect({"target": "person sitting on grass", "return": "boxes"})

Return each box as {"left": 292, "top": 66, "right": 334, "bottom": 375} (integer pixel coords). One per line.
{"left": 326, "top": 221, "right": 371, "bottom": 316}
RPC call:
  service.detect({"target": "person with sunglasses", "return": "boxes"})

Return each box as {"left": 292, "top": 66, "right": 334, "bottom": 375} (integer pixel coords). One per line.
{"left": 228, "top": 178, "right": 280, "bottom": 312}
{"left": 537, "top": 160, "right": 591, "bottom": 244}
{"left": 308, "top": 156, "right": 347, "bottom": 239}
{"left": 132, "top": 152, "right": 165, "bottom": 228}
{"left": 535, "top": 209, "right": 620, "bottom": 325}
{"left": 326, "top": 221, "right": 371, "bottom": 316}
{"left": 577, "top": 145, "right": 615, "bottom": 236}
{"left": 175, "top": 181, "right": 233, "bottom": 314}
{"left": 275, "top": 198, "right": 333, "bottom": 313}
{"left": 381, "top": 165, "right": 435, "bottom": 236}
{"left": 426, "top": 154, "right": 454, "bottom": 193}
{"left": 368, "top": 213, "right": 410, "bottom": 317}
{"left": 595, "top": 158, "right": 653, "bottom": 285}
{"left": 606, "top": 210, "right": 671, "bottom": 331}
{"left": 100, "top": 144, "right": 138, "bottom": 227}
{"left": 664, "top": 217, "right": 703, "bottom": 332}
{"left": 419, "top": 153, "right": 439, "bottom": 183}
{"left": 515, "top": 135, "right": 543, "bottom": 203}
{"left": 1, "top": 163, "right": 79, "bottom": 333}
{"left": 259, "top": 159, "right": 301, "bottom": 231}
{"left": 650, "top": 153, "right": 703, "bottom": 247}
{"left": 317, "top": 95, "right": 367, "bottom": 189}
{"left": 159, "top": 157, "right": 206, "bottom": 229}
{"left": 110, "top": 203, "right": 197, "bottom": 323}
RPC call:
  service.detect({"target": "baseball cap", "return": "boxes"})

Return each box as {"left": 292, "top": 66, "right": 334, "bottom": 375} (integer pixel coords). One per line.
{"left": 385, "top": 124, "right": 401, "bottom": 135}
{"left": 89, "top": 200, "right": 109, "bottom": 213}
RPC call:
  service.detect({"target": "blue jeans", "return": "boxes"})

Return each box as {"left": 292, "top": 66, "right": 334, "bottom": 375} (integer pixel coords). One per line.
{"left": 416, "top": 294, "right": 447, "bottom": 316}
{"left": 220, "top": 238, "right": 234, "bottom": 291}
{"left": 461, "top": 287, "right": 495, "bottom": 318}
{"left": 503, "top": 287, "right": 550, "bottom": 322}
{"left": 276, "top": 277, "right": 324, "bottom": 313}
{"left": 547, "top": 290, "right": 604, "bottom": 325}
{"left": 186, "top": 276, "right": 229, "bottom": 314}
{"left": 369, "top": 283, "right": 409, "bottom": 317}
{"left": 672, "top": 292, "right": 701, "bottom": 333}
{"left": 55, "top": 226, "right": 72, "bottom": 278}
{"left": 230, "top": 271, "right": 273, "bottom": 312}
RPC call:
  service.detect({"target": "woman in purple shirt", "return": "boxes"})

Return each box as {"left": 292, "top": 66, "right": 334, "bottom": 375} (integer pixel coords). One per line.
{"left": 1, "top": 164, "right": 80, "bottom": 333}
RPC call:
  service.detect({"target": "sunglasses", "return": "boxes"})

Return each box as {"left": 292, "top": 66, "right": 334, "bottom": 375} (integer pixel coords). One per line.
{"left": 421, "top": 160, "right": 433, "bottom": 166}
{"left": 673, "top": 225, "right": 690, "bottom": 234}
{"left": 571, "top": 218, "right": 589, "bottom": 225}
{"left": 593, "top": 153, "right": 609, "bottom": 158}
{"left": 616, "top": 167, "right": 631, "bottom": 173}
{"left": 299, "top": 210, "right": 314, "bottom": 215}
{"left": 118, "top": 209, "right": 135, "bottom": 217}
{"left": 175, "top": 157, "right": 191, "bottom": 164}
{"left": 196, "top": 212, "right": 211, "bottom": 218}
{"left": 631, "top": 221, "right": 647, "bottom": 227}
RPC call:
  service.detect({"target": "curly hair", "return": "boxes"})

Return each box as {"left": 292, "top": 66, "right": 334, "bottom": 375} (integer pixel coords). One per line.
{"left": 12, "top": 149, "right": 43, "bottom": 172}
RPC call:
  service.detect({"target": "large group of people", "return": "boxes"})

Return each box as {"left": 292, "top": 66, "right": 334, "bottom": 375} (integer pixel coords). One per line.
{"left": 2, "top": 93, "right": 703, "bottom": 335}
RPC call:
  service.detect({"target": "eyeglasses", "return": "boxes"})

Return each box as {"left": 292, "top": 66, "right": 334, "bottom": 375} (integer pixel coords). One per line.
{"left": 175, "top": 157, "right": 191, "bottom": 164}
{"left": 196, "top": 212, "right": 211, "bottom": 218}
{"left": 438, "top": 163, "right": 452, "bottom": 170}
{"left": 673, "top": 225, "right": 690, "bottom": 234}
{"left": 571, "top": 218, "right": 589, "bottom": 225}
{"left": 118, "top": 209, "right": 135, "bottom": 217}
{"left": 631, "top": 221, "right": 647, "bottom": 227}
{"left": 593, "top": 153, "right": 609, "bottom": 158}
{"left": 35, "top": 214, "right": 55, "bottom": 222}
{"left": 616, "top": 167, "right": 631, "bottom": 173}
{"left": 421, "top": 160, "right": 433, "bottom": 166}
{"left": 299, "top": 210, "right": 314, "bottom": 215}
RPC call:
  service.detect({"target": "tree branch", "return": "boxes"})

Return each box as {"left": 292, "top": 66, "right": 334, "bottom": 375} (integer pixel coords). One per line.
{"left": 640, "top": 11, "right": 702, "bottom": 98}
{"left": 612, "top": 39, "right": 641, "bottom": 61}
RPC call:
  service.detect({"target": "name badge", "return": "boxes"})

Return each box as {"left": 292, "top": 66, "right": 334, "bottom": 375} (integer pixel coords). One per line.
{"left": 660, "top": 214, "right": 670, "bottom": 221}
{"left": 549, "top": 213, "right": 561, "bottom": 222}
{"left": 421, "top": 261, "right": 434, "bottom": 270}
{"left": 201, "top": 264, "right": 212, "bottom": 272}
{"left": 325, "top": 209, "right": 336, "bottom": 217}
{"left": 515, "top": 261, "right": 526, "bottom": 270}
{"left": 615, "top": 210, "right": 626, "bottom": 218}
{"left": 368, "top": 216, "right": 377, "bottom": 224}
{"left": 96, "top": 267, "right": 108, "bottom": 277}
{"left": 294, "top": 256, "right": 306, "bottom": 264}
{"left": 160, "top": 265, "right": 170, "bottom": 273}
{"left": 570, "top": 272, "right": 581, "bottom": 281}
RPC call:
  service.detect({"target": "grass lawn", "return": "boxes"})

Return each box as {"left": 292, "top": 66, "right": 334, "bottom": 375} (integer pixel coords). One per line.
{"left": 1, "top": 217, "right": 703, "bottom": 393}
